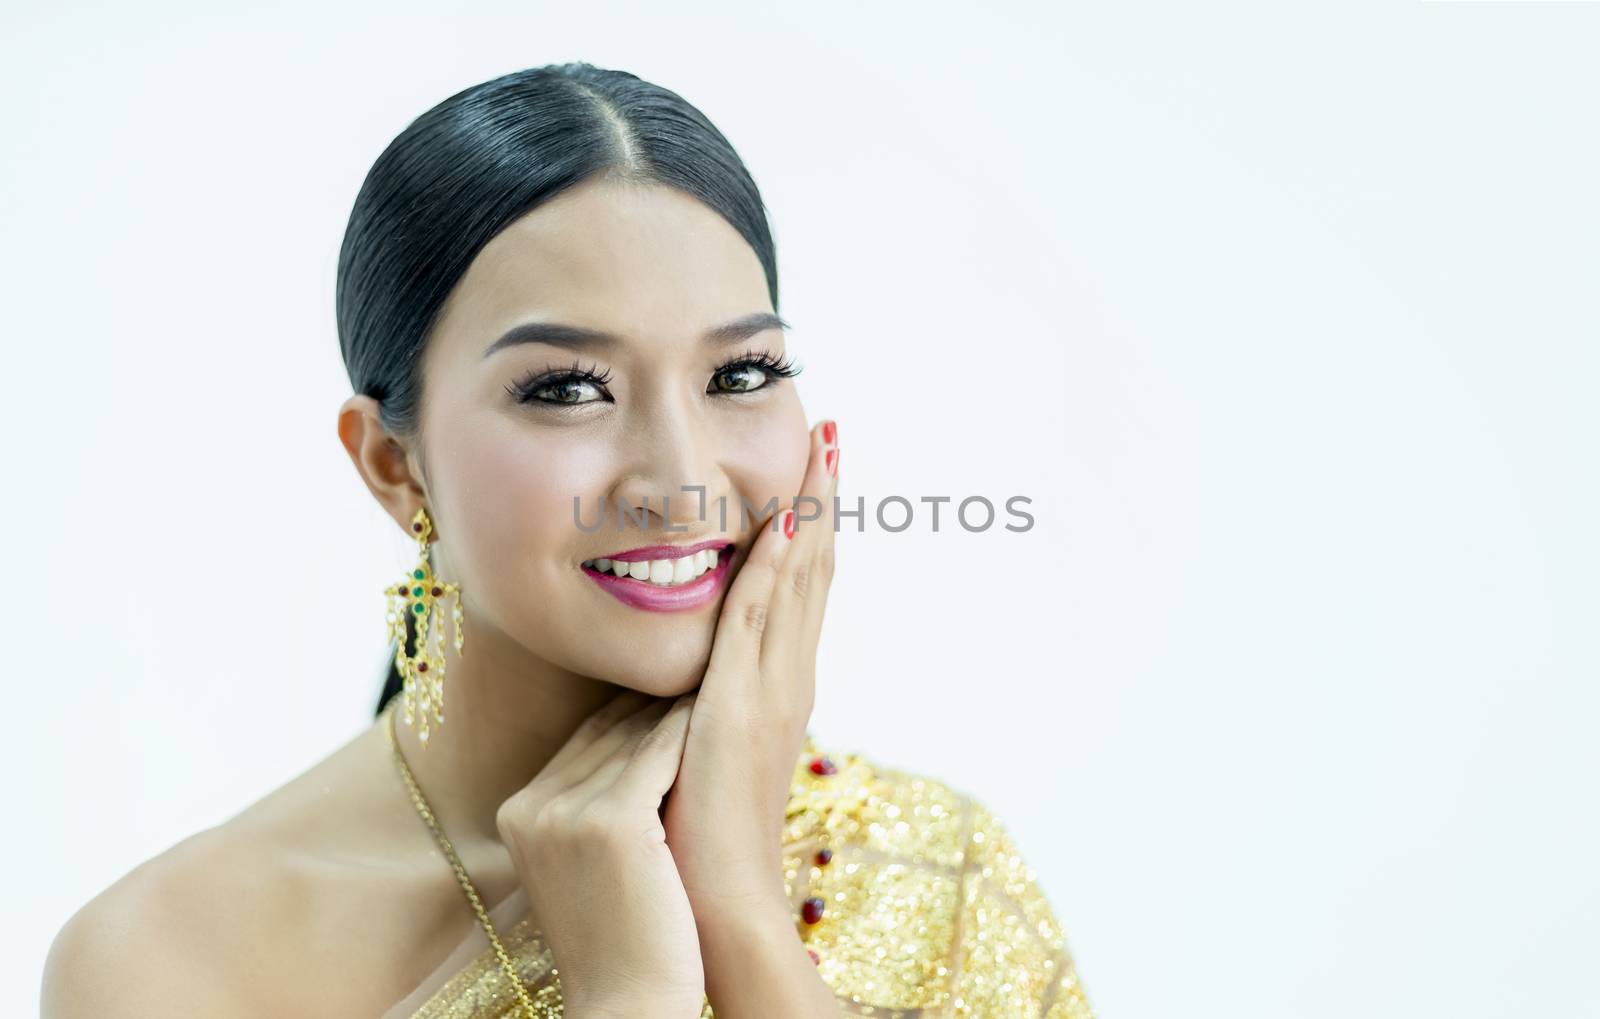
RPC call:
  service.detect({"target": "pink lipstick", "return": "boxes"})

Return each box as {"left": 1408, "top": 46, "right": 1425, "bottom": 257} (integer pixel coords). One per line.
{"left": 597, "top": 537, "right": 730, "bottom": 562}
{"left": 581, "top": 540, "right": 736, "bottom": 613}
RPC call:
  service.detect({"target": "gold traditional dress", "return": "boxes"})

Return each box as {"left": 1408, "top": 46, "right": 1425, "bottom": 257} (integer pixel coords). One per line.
{"left": 383, "top": 733, "right": 1096, "bottom": 1019}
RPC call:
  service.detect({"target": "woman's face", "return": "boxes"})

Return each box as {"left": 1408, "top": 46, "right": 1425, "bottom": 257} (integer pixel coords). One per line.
{"left": 411, "top": 176, "right": 808, "bottom": 695}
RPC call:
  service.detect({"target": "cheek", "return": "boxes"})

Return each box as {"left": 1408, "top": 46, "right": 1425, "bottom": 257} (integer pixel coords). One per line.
{"left": 432, "top": 420, "right": 619, "bottom": 596}
{"left": 726, "top": 401, "right": 811, "bottom": 500}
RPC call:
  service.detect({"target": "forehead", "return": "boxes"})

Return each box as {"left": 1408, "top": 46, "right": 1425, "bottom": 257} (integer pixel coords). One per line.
{"left": 433, "top": 177, "right": 771, "bottom": 352}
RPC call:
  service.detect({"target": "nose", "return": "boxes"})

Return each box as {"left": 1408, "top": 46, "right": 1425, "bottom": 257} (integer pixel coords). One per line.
{"left": 608, "top": 408, "right": 723, "bottom": 535}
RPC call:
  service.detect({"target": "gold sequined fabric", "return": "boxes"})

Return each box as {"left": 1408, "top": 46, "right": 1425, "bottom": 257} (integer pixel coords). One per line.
{"left": 406, "top": 737, "right": 1095, "bottom": 1018}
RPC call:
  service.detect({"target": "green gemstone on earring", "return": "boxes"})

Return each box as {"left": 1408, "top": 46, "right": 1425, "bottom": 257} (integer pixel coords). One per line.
{"left": 413, "top": 586, "right": 424, "bottom": 597}
{"left": 413, "top": 604, "right": 425, "bottom": 614}
{"left": 413, "top": 569, "right": 426, "bottom": 580}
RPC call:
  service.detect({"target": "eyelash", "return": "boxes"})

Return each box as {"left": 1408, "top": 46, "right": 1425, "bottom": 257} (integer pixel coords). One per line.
{"left": 503, "top": 350, "right": 803, "bottom": 407}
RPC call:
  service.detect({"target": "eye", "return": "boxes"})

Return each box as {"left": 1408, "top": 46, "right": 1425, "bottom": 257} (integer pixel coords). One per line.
{"left": 709, "top": 350, "right": 802, "bottom": 395}
{"left": 713, "top": 364, "right": 764, "bottom": 394}
{"left": 533, "top": 377, "right": 604, "bottom": 404}
{"left": 504, "top": 361, "right": 614, "bottom": 406}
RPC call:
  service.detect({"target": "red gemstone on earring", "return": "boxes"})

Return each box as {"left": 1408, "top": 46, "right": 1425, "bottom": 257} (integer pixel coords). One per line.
{"left": 808, "top": 756, "right": 837, "bottom": 776}
{"left": 412, "top": 522, "right": 423, "bottom": 532}
{"left": 417, "top": 662, "right": 428, "bottom": 672}
{"left": 814, "top": 848, "right": 833, "bottom": 866}
{"left": 801, "top": 897, "right": 825, "bottom": 924}
{"left": 431, "top": 586, "right": 442, "bottom": 597}
{"left": 807, "top": 949, "right": 820, "bottom": 966}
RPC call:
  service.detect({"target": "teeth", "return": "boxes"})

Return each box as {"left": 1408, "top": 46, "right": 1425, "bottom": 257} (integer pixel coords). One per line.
{"left": 583, "top": 547, "right": 724, "bottom": 588}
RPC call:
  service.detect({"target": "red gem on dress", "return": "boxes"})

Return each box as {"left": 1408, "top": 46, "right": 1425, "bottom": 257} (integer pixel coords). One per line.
{"left": 417, "top": 662, "right": 428, "bottom": 672}
{"left": 808, "top": 756, "right": 837, "bottom": 776}
{"left": 814, "top": 848, "right": 833, "bottom": 866}
{"left": 801, "top": 896, "right": 825, "bottom": 924}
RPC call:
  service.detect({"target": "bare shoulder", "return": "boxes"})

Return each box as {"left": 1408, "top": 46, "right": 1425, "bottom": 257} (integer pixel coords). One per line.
{"left": 43, "top": 715, "right": 449, "bottom": 1018}
{"left": 41, "top": 823, "right": 285, "bottom": 1017}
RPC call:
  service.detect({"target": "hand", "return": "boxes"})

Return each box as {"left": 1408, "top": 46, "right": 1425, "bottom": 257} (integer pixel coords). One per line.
{"left": 495, "top": 690, "right": 707, "bottom": 1018}
{"left": 662, "top": 419, "right": 841, "bottom": 921}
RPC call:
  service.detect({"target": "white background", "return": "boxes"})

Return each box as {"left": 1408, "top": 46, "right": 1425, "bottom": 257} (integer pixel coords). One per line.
{"left": 5, "top": 4, "right": 1597, "bottom": 1017}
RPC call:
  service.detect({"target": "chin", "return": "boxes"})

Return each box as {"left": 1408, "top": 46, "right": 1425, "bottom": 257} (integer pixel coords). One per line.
{"left": 597, "top": 669, "right": 704, "bottom": 699}
{"left": 634, "top": 644, "right": 713, "bottom": 692}
{"left": 552, "top": 634, "right": 710, "bottom": 697}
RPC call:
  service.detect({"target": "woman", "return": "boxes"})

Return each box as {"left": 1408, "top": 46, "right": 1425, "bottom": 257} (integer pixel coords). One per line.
{"left": 42, "top": 62, "right": 1095, "bottom": 1018}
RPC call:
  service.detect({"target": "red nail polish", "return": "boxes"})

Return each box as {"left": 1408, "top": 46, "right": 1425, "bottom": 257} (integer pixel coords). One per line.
{"left": 782, "top": 509, "right": 796, "bottom": 540}
{"left": 821, "top": 421, "right": 837, "bottom": 446}
{"left": 825, "top": 448, "right": 838, "bottom": 476}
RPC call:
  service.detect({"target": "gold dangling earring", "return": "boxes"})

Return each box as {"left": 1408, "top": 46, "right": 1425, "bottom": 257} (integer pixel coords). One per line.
{"left": 385, "top": 507, "right": 465, "bottom": 746}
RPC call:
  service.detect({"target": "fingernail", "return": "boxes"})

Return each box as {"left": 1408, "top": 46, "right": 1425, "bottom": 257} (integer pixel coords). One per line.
{"left": 821, "top": 420, "right": 837, "bottom": 446}
{"left": 782, "top": 509, "right": 796, "bottom": 540}
{"left": 825, "top": 448, "right": 838, "bottom": 476}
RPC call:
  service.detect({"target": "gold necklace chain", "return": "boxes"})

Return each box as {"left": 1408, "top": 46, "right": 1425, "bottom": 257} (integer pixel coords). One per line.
{"left": 382, "top": 701, "right": 542, "bottom": 1018}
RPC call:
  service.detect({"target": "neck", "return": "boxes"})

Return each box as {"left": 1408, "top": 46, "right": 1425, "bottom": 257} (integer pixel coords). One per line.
{"left": 386, "top": 614, "right": 620, "bottom": 850}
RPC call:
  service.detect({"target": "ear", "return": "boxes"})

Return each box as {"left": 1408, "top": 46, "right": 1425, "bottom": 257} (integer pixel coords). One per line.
{"left": 337, "top": 394, "right": 427, "bottom": 536}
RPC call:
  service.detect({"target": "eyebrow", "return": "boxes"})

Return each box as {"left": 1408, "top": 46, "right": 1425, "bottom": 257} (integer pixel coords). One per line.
{"left": 482, "top": 311, "right": 790, "bottom": 360}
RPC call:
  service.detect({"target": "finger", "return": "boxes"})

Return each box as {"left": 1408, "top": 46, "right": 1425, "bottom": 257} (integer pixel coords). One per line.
{"left": 547, "top": 695, "right": 675, "bottom": 794}
{"left": 577, "top": 693, "right": 697, "bottom": 811}
{"left": 761, "top": 419, "right": 839, "bottom": 678}
{"left": 536, "top": 688, "right": 657, "bottom": 777}
{"left": 702, "top": 477, "right": 794, "bottom": 691}
{"left": 801, "top": 424, "right": 840, "bottom": 656}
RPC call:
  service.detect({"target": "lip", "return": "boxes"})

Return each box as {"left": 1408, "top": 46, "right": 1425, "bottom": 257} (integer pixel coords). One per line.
{"left": 582, "top": 546, "right": 736, "bottom": 613}
{"left": 597, "top": 538, "right": 732, "bottom": 563}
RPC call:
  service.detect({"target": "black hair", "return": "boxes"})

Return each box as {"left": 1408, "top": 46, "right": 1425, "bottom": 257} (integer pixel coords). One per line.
{"left": 336, "top": 62, "right": 780, "bottom": 718}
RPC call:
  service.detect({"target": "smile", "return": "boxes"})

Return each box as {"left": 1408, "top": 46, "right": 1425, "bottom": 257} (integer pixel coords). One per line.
{"left": 580, "top": 540, "right": 737, "bottom": 612}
